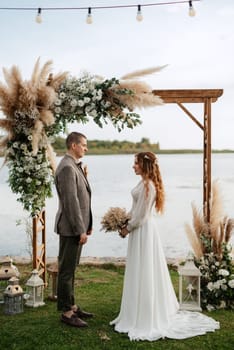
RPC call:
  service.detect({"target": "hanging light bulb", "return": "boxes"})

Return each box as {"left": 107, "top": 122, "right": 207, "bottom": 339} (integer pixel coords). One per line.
{"left": 35, "top": 8, "right": 42, "bottom": 23}
{"left": 86, "top": 7, "right": 93, "bottom": 24}
{"left": 136, "top": 5, "right": 143, "bottom": 22}
{"left": 188, "top": 1, "right": 196, "bottom": 17}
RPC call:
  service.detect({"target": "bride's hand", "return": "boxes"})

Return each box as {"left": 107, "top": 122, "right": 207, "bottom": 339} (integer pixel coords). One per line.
{"left": 120, "top": 226, "right": 129, "bottom": 238}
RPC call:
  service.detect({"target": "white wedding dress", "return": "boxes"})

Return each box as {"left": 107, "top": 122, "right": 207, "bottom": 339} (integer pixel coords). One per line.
{"left": 110, "top": 180, "right": 220, "bottom": 341}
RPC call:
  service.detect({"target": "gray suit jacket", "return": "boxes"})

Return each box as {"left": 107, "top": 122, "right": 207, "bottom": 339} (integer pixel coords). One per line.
{"left": 54, "top": 154, "right": 92, "bottom": 237}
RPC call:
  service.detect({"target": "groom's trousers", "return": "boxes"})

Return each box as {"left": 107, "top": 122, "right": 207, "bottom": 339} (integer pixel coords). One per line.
{"left": 57, "top": 235, "right": 82, "bottom": 312}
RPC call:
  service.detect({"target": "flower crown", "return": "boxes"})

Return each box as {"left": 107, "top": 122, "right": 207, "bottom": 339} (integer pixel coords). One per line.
{"left": 144, "top": 154, "right": 157, "bottom": 164}
{"left": 144, "top": 155, "right": 150, "bottom": 160}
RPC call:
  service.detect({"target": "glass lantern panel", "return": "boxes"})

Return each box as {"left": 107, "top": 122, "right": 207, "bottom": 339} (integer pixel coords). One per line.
{"left": 181, "top": 275, "right": 199, "bottom": 304}
{"left": 4, "top": 295, "right": 23, "bottom": 314}
{"left": 35, "top": 286, "right": 43, "bottom": 302}
{"left": 27, "top": 286, "right": 36, "bottom": 300}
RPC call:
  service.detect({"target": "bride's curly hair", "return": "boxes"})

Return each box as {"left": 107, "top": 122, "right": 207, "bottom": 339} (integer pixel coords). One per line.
{"left": 135, "top": 151, "right": 165, "bottom": 213}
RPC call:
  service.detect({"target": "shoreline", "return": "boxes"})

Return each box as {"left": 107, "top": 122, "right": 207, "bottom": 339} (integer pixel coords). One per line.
{"left": 0, "top": 255, "right": 185, "bottom": 268}
{"left": 1, "top": 150, "right": 234, "bottom": 158}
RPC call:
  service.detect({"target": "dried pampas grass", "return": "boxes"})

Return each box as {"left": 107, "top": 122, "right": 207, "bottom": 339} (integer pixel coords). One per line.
{"left": 120, "top": 65, "right": 167, "bottom": 80}
{"left": 191, "top": 202, "right": 209, "bottom": 239}
{"left": 122, "top": 80, "right": 163, "bottom": 107}
{"left": 37, "top": 86, "right": 57, "bottom": 110}
{"left": 0, "top": 83, "right": 15, "bottom": 118}
{"left": 0, "top": 58, "right": 68, "bottom": 170}
{"left": 1, "top": 65, "right": 22, "bottom": 116}
{"left": 39, "top": 110, "right": 55, "bottom": 126}
{"left": 31, "top": 58, "right": 53, "bottom": 87}
{"left": 32, "top": 119, "right": 44, "bottom": 155}
{"left": 112, "top": 80, "right": 163, "bottom": 110}
{"left": 210, "top": 180, "right": 224, "bottom": 240}
{"left": 224, "top": 217, "right": 234, "bottom": 243}
{"left": 184, "top": 223, "right": 203, "bottom": 259}
{"left": 107, "top": 65, "right": 167, "bottom": 111}
{"left": 46, "top": 143, "right": 57, "bottom": 174}
{"left": 185, "top": 180, "right": 234, "bottom": 259}
{"left": 47, "top": 71, "right": 68, "bottom": 91}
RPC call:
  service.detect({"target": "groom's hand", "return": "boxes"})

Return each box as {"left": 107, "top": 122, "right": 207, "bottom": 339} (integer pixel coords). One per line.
{"left": 80, "top": 233, "right": 88, "bottom": 244}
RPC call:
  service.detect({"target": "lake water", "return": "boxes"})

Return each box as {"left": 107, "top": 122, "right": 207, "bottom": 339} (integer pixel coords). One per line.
{"left": 0, "top": 154, "right": 233, "bottom": 259}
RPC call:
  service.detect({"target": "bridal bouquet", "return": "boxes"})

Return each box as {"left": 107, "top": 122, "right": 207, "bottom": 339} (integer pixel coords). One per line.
{"left": 101, "top": 207, "right": 130, "bottom": 237}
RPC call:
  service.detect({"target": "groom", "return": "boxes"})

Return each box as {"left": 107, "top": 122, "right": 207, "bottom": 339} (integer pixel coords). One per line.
{"left": 54, "top": 131, "right": 93, "bottom": 327}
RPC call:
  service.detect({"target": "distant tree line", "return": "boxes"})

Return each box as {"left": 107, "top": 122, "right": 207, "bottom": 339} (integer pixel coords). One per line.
{"left": 0, "top": 135, "right": 232, "bottom": 157}
{"left": 52, "top": 136, "right": 160, "bottom": 155}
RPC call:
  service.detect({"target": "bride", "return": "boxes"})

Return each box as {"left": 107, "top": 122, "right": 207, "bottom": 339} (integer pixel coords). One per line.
{"left": 110, "top": 151, "right": 219, "bottom": 341}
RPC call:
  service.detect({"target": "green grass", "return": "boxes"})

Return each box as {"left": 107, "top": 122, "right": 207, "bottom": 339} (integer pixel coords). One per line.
{"left": 0, "top": 264, "right": 233, "bottom": 350}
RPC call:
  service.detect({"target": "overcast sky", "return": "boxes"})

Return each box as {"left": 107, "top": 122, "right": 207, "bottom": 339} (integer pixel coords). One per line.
{"left": 0, "top": 0, "right": 233, "bottom": 149}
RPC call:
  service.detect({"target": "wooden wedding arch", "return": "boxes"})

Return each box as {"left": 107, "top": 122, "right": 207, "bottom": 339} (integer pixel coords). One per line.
{"left": 33, "top": 88, "right": 223, "bottom": 282}
{"left": 152, "top": 88, "right": 223, "bottom": 221}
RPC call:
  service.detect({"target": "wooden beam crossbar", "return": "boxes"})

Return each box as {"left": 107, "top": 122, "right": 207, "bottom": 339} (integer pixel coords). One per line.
{"left": 153, "top": 89, "right": 223, "bottom": 103}
{"left": 177, "top": 102, "right": 204, "bottom": 130}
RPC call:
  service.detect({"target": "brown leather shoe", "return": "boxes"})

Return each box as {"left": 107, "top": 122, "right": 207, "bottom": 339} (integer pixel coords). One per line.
{"left": 75, "top": 307, "right": 94, "bottom": 319}
{"left": 61, "top": 314, "right": 88, "bottom": 327}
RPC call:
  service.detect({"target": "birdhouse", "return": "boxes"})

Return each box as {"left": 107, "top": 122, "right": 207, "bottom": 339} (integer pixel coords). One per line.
{"left": 25, "top": 269, "right": 45, "bottom": 307}
{"left": 178, "top": 252, "right": 202, "bottom": 311}
{"left": 0, "top": 256, "right": 19, "bottom": 303}
{"left": 3, "top": 277, "right": 24, "bottom": 314}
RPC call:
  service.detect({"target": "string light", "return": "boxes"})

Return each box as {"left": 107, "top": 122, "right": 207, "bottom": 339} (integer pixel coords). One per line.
{"left": 35, "top": 8, "right": 42, "bottom": 24}
{"left": 86, "top": 7, "right": 93, "bottom": 24}
{"left": 0, "top": 1, "right": 201, "bottom": 23}
{"left": 188, "top": 1, "right": 196, "bottom": 17}
{"left": 136, "top": 5, "right": 143, "bottom": 22}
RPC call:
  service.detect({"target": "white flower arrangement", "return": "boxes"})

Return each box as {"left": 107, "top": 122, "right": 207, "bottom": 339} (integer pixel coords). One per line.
{"left": 185, "top": 181, "right": 234, "bottom": 310}
{"left": 48, "top": 73, "right": 143, "bottom": 135}
{"left": 196, "top": 242, "right": 234, "bottom": 310}
{"left": 0, "top": 59, "right": 163, "bottom": 216}
{"left": 7, "top": 143, "right": 54, "bottom": 215}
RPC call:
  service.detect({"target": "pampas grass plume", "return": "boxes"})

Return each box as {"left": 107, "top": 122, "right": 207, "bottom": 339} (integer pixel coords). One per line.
{"left": 184, "top": 223, "right": 203, "bottom": 259}
{"left": 120, "top": 65, "right": 168, "bottom": 80}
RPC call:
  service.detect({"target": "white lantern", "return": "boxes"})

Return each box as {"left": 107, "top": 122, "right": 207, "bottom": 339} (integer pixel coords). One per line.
{"left": 4, "top": 277, "right": 24, "bottom": 314}
{"left": 25, "top": 269, "right": 45, "bottom": 307}
{"left": 178, "top": 252, "right": 202, "bottom": 311}
{"left": 0, "top": 256, "right": 19, "bottom": 303}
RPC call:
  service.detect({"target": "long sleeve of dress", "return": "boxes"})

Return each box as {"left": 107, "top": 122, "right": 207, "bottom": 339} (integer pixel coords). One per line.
{"left": 127, "top": 181, "right": 156, "bottom": 232}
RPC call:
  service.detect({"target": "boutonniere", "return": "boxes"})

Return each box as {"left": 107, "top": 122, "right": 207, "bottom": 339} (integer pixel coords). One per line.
{"left": 83, "top": 164, "right": 88, "bottom": 177}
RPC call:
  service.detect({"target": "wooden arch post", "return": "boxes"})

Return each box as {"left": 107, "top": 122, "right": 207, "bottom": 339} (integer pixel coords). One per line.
{"left": 32, "top": 209, "right": 46, "bottom": 283}
{"left": 152, "top": 89, "right": 223, "bottom": 223}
